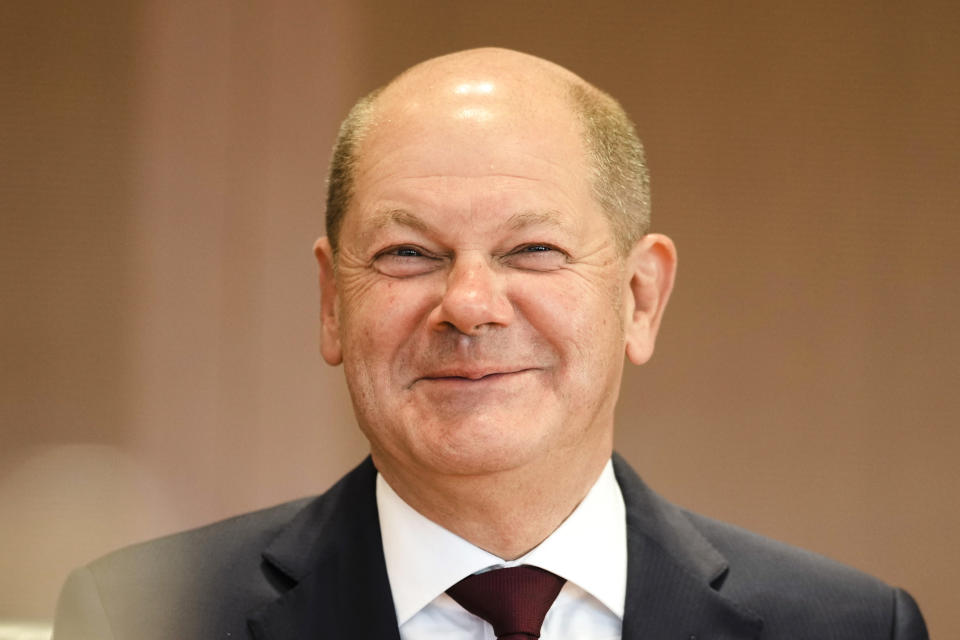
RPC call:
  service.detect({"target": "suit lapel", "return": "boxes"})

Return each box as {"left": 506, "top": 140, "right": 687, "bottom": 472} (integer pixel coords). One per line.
{"left": 613, "top": 454, "right": 763, "bottom": 640}
{"left": 247, "top": 458, "right": 401, "bottom": 640}
{"left": 247, "top": 454, "right": 763, "bottom": 639}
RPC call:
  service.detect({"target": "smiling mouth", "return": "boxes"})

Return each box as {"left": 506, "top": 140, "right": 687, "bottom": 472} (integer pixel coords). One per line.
{"left": 416, "top": 368, "right": 536, "bottom": 385}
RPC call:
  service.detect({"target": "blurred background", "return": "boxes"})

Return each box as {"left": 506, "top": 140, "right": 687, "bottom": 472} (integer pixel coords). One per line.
{"left": 1, "top": 0, "right": 957, "bottom": 636}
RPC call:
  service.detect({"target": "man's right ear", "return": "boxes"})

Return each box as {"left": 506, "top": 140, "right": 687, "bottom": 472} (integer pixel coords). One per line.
{"left": 313, "top": 237, "right": 343, "bottom": 366}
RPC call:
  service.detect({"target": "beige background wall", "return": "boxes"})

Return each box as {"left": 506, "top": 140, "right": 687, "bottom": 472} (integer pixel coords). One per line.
{"left": 2, "top": 1, "right": 957, "bottom": 636}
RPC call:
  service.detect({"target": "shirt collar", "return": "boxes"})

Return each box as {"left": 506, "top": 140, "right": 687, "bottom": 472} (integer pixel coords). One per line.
{"left": 376, "top": 459, "right": 627, "bottom": 626}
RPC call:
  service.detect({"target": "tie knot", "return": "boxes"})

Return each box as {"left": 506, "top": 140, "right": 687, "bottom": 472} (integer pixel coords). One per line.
{"left": 446, "top": 565, "right": 566, "bottom": 639}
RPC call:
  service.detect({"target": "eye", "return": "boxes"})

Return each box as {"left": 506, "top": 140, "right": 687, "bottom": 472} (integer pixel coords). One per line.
{"left": 373, "top": 245, "right": 442, "bottom": 277}
{"left": 504, "top": 243, "right": 568, "bottom": 271}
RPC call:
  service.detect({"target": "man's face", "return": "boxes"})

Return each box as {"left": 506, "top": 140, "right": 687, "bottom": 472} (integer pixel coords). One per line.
{"left": 317, "top": 77, "right": 638, "bottom": 479}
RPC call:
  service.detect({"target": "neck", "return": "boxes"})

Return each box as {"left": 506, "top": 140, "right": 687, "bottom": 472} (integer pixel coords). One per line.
{"left": 373, "top": 442, "right": 612, "bottom": 560}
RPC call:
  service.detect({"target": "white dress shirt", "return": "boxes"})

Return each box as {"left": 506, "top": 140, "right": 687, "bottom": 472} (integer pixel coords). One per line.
{"left": 376, "top": 460, "right": 627, "bottom": 640}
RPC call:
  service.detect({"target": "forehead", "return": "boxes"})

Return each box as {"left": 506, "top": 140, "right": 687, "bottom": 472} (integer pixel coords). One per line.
{"left": 350, "top": 86, "right": 595, "bottom": 216}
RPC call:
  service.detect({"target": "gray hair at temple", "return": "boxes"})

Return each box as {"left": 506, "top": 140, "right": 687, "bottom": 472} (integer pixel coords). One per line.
{"left": 324, "top": 78, "right": 651, "bottom": 257}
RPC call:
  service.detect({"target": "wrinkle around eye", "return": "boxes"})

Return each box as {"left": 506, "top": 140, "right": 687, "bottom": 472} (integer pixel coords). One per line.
{"left": 502, "top": 244, "right": 569, "bottom": 271}
{"left": 373, "top": 247, "right": 444, "bottom": 278}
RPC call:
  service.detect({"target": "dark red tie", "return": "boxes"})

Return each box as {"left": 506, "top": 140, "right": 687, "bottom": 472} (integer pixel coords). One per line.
{"left": 446, "top": 565, "right": 566, "bottom": 639}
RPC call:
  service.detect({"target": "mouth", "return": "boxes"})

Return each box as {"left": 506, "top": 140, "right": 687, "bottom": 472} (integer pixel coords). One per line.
{"left": 414, "top": 367, "right": 536, "bottom": 386}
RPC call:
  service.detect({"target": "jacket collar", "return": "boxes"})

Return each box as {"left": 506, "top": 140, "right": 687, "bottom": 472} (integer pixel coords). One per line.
{"left": 247, "top": 457, "right": 401, "bottom": 640}
{"left": 613, "top": 452, "right": 763, "bottom": 639}
{"left": 249, "top": 454, "right": 762, "bottom": 640}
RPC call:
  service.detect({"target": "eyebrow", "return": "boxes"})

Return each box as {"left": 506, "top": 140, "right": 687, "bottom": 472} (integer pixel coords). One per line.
{"left": 369, "top": 208, "right": 432, "bottom": 233}
{"left": 357, "top": 208, "right": 432, "bottom": 247}
{"left": 362, "top": 207, "right": 568, "bottom": 240}
{"left": 505, "top": 209, "right": 566, "bottom": 231}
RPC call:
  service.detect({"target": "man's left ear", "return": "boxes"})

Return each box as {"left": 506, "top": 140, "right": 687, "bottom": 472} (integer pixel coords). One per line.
{"left": 624, "top": 233, "right": 677, "bottom": 365}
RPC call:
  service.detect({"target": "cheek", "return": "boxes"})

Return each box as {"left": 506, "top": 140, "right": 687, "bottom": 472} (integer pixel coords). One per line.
{"left": 342, "top": 280, "right": 436, "bottom": 361}
{"left": 514, "top": 278, "right": 623, "bottom": 351}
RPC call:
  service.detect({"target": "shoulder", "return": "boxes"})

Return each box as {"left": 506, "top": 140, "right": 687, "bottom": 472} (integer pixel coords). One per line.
{"left": 53, "top": 496, "right": 314, "bottom": 640}
{"left": 611, "top": 452, "right": 927, "bottom": 639}
{"left": 682, "top": 508, "right": 928, "bottom": 638}
{"left": 686, "top": 509, "right": 884, "bottom": 593}
{"left": 86, "top": 495, "right": 313, "bottom": 587}
{"left": 53, "top": 458, "right": 381, "bottom": 640}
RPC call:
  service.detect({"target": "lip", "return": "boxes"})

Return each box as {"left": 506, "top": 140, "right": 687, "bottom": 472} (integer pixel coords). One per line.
{"left": 414, "top": 367, "right": 536, "bottom": 384}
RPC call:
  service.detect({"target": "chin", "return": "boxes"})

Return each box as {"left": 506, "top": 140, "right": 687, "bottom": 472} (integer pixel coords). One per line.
{"left": 427, "top": 449, "right": 538, "bottom": 477}
{"left": 415, "top": 417, "right": 551, "bottom": 477}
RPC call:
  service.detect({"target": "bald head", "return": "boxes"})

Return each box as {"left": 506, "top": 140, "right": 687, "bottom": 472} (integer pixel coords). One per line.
{"left": 325, "top": 48, "right": 650, "bottom": 255}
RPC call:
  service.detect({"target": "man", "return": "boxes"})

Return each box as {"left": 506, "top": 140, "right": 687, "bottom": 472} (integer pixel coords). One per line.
{"left": 54, "top": 48, "right": 927, "bottom": 639}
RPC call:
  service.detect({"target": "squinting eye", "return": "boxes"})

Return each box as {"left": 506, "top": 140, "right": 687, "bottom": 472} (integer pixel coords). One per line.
{"left": 377, "top": 245, "right": 427, "bottom": 259}
{"left": 374, "top": 245, "right": 441, "bottom": 277}
{"left": 505, "top": 243, "right": 568, "bottom": 270}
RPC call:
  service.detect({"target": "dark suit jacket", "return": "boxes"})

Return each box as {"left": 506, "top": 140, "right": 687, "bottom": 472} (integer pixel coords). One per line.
{"left": 53, "top": 454, "right": 928, "bottom": 639}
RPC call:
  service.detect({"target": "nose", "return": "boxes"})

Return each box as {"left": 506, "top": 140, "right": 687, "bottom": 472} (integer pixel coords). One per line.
{"left": 430, "top": 253, "right": 514, "bottom": 335}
